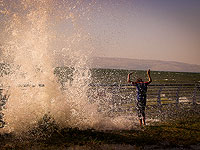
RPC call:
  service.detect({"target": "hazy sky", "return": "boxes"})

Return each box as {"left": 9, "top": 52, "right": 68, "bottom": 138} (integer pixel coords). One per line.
{"left": 87, "top": 0, "right": 200, "bottom": 65}
{"left": 0, "top": 0, "right": 199, "bottom": 65}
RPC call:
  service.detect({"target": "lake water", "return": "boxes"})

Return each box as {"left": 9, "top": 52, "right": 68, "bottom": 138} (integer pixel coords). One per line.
{"left": 55, "top": 67, "right": 200, "bottom": 85}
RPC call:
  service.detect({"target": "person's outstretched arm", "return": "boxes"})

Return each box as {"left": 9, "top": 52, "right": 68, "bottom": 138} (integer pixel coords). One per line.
{"left": 147, "top": 69, "right": 152, "bottom": 84}
{"left": 127, "top": 72, "right": 134, "bottom": 83}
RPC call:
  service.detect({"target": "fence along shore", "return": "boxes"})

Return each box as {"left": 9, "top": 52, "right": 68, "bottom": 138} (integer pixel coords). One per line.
{"left": 88, "top": 83, "right": 200, "bottom": 112}
{"left": 1, "top": 83, "right": 200, "bottom": 114}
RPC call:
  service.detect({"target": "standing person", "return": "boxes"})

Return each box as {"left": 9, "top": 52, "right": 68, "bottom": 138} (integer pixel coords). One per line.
{"left": 127, "top": 69, "right": 152, "bottom": 126}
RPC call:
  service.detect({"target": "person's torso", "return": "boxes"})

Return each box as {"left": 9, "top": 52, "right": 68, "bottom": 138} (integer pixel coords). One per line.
{"left": 135, "top": 82, "right": 148, "bottom": 100}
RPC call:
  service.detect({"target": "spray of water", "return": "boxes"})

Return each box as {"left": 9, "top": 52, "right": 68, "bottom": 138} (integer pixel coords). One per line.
{"left": 0, "top": 0, "right": 138, "bottom": 134}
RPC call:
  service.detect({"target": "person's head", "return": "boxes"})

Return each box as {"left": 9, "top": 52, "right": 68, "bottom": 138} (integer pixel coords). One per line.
{"left": 136, "top": 78, "right": 143, "bottom": 82}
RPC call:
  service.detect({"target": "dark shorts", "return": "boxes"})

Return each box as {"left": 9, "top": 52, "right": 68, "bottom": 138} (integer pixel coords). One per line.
{"left": 135, "top": 98, "right": 146, "bottom": 118}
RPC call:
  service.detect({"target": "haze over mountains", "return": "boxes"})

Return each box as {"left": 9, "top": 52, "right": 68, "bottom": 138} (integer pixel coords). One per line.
{"left": 1, "top": 57, "right": 200, "bottom": 73}
{"left": 90, "top": 57, "right": 200, "bottom": 73}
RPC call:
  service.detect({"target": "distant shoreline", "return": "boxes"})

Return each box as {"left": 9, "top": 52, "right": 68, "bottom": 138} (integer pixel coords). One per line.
{"left": 90, "top": 57, "right": 200, "bottom": 73}
{"left": 90, "top": 67, "right": 200, "bottom": 74}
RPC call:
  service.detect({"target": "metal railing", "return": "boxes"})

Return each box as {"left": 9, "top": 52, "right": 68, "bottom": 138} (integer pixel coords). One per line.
{"left": 88, "top": 83, "right": 200, "bottom": 112}
{"left": 0, "top": 83, "right": 199, "bottom": 124}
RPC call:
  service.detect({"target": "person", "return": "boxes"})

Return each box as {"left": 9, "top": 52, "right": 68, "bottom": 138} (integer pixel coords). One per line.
{"left": 127, "top": 69, "right": 152, "bottom": 126}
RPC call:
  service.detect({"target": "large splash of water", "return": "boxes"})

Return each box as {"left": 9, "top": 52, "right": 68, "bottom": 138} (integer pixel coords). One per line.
{"left": 0, "top": 0, "right": 137, "bottom": 133}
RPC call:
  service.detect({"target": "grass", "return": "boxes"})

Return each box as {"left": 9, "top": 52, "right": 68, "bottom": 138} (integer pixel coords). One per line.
{"left": 0, "top": 106, "right": 200, "bottom": 150}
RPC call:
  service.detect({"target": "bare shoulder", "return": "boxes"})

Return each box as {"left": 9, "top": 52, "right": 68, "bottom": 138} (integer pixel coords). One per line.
{"left": 131, "top": 81, "right": 136, "bottom": 85}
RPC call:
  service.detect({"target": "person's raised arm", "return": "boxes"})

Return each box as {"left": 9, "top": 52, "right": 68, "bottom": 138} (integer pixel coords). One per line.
{"left": 127, "top": 72, "right": 133, "bottom": 83}
{"left": 147, "top": 69, "right": 152, "bottom": 84}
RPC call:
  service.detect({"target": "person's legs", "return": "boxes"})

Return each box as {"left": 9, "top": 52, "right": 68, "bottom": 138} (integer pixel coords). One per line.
{"left": 135, "top": 100, "right": 142, "bottom": 126}
{"left": 142, "top": 113, "right": 146, "bottom": 125}
{"left": 142, "top": 99, "right": 146, "bottom": 125}
{"left": 136, "top": 109, "right": 143, "bottom": 126}
{"left": 136, "top": 100, "right": 146, "bottom": 126}
{"left": 137, "top": 108, "right": 143, "bottom": 126}
{"left": 139, "top": 118, "right": 142, "bottom": 126}
{"left": 141, "top": 107, "right": 146, "bottom": 125}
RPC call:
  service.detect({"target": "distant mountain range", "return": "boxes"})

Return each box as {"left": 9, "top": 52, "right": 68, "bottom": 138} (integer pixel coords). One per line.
{"left": 1, "top": 57, "right": 200, "bottom": 73}
{"left": 90, "top": 57, "right": 200, "bottom": 73}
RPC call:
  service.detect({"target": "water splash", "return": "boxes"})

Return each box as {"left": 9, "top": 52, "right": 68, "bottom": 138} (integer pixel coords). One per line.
{"left": 0, "top": 0, "right": 61, "bottom": 133}
{"left": 0, "top": 0, "right": 139, "bottom": 134}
